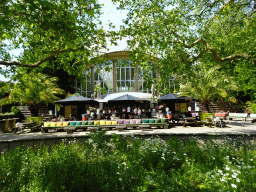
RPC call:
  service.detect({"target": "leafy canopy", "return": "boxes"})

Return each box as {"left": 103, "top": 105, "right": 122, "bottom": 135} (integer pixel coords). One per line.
{"left": 179, "top": 64, "right": 237, "bottom": 112}
{"left": 113, "top": 0, "right": 256, "bottom": 95}
{"left": 0, "top": 0, "right": 112, "bottom": 69}
{"left": 0, "top": 72, "right": 65, "bottom": 107}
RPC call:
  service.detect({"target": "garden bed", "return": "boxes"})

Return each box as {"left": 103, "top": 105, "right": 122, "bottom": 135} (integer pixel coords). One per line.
{"left": 0, "top": 133, "right": 255, "bottom": 191}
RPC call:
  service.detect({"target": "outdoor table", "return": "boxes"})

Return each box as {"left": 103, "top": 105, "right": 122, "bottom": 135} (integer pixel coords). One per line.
{"left": 183, "top": 117, "right": 198, "bottom": 127}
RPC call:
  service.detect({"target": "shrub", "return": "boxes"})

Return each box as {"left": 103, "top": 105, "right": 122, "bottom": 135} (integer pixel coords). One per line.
{"left": 0, "top": 134, "right": 255, "bottom": 191}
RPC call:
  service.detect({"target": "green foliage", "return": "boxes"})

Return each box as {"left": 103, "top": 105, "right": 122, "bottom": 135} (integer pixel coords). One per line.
{"left": 25, "top": 117, "right": 44, "bottom": 125}
{"left": 199, "top": 112, "right": 215, "bottom": 121}
{"left": 246, "top": 101, "right": 256, "bottom": 114}
{"left": 179, "top": 64, "right": 237, "bottom": 112}
{"left": 114, "top": 0, "right": 256, "bottom": 98}
{"left": 1, "top": 134, "right": 256, "bottom": 191}
{"left": 0, "top": 0, "right": 109, "bottom": 71}
{"left": 0, "top": 73, "right": 64, "bottom": 116}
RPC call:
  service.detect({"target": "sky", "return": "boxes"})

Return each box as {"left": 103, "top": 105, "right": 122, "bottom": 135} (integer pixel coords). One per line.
{"left": 0, "top": 0, "right": 128, "bottom": 81}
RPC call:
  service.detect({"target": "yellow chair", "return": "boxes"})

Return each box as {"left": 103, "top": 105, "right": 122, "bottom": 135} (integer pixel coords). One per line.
{"left": 111, "top": 121, "right": 118, "bottom": 125}
{"left": 94, "top": 120, "right": 100, "bottom": 125}
{"left": 106, "top": 121, "right": 112, "bottom": 125}
{"left": 100, "top": 120, "right": 106, "bottom": 125}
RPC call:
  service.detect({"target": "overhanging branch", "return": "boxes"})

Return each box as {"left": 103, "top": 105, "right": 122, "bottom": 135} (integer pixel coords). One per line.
{"left": 0, "top": 45, "right": 88, "bottom": 67}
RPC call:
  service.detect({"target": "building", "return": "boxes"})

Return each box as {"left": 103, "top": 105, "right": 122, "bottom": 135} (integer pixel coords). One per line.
{"left": 75, "top": 51, "right": 168, "bottom": 98}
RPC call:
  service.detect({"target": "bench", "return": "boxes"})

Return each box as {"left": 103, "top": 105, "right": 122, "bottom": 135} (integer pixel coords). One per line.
{"left": 41, "top": 119, "right": 168, "bottom": 133}
{"left": 139, "top": 124, "right": 151, "bottom": 131}
{"left": 115, "top": 125, "right": 126, "bottom": 132}
{"left": 228, "top": 113, "right": 248, "bottom": 121}
{"left": 183, "top": 117, "right": 199, "bottom": 127}
{"left": 64, "top": 127, "right": 76, "bottom": 134}
{"left": 215, "top": 113, "right": 227, "bottom": 120}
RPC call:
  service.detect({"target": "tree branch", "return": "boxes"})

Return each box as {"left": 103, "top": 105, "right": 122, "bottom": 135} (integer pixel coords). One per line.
{"left": 0, "top": 49, "right": 68, "bottom": 67}
{"left": 171, "top": 31, "right": 251, "bottom": 63}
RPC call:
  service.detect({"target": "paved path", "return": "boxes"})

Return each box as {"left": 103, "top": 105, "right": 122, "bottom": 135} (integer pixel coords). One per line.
{"left": 0, "top": 120, "right": 256, "bottom": 142}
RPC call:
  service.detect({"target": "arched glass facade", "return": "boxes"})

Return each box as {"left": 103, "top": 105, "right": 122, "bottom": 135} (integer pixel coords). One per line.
{"left": 75, "top": 51, "right": 173, "bottom": 97}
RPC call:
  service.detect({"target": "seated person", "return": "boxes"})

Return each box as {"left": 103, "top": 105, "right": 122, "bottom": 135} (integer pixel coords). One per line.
{"left": 128, "top": 114, "right": 134, "bottom": 119}
{"left": 184, "top": 111, "right": 192, "bottom": 117}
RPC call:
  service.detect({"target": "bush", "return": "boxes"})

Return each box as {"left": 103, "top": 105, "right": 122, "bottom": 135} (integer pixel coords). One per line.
{"left": 199, "top": 112, "right": 215, "bottom": 121}
{"left": 247, "top": 101, "right": 256, "bottom": 114}
{"left": 0, "top": 134, "right": 255, "bottom": 191}
{"left": 25, "top": 117, "right": 44, "bottom": 125}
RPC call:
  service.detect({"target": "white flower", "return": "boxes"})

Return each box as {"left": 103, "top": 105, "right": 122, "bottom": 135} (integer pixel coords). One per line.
{"left": 236, "top": 178, "right": 240, "bottom": 182}
{"left": 225, "top": 166, "right": 230, "bottom": 171}
{"left": 218, "top": 170, "right": 223, "bottom": 174}
{"left": 122, "top": 162, "right": 126, "bottom": 166}
{"left": 231, "top": 184, "right": 237, "bottom": 188}
{"left": 232, "top": 173, "right": 238, "bottom": 178}
{"left": 220, "top": 178, "right": 226, "bottom": 182}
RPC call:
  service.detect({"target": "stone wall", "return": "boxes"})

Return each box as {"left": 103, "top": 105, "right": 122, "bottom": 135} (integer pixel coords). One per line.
{"left": 0, "top": 133, "right": 255, "bottom": 153}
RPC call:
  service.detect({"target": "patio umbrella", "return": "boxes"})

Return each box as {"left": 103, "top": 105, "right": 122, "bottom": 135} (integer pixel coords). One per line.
{"left": 158, "top": 93, "right": 196, "bottom": 101}
{"left": 55, "top": 95, "right": 96, "bottom": 105}
{"left": 97, "top": 92, "right": 152, "bottom": 102}
{"left": 108, "top": 94, "right": 148, "bottom": 102}
{"left": 158, "top": 93, "right": 178, "bottom": 100}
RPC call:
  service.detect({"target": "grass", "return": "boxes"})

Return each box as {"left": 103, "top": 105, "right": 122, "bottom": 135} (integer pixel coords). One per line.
{"left": 0, "top": 131, "right": 256, "bottom": 191}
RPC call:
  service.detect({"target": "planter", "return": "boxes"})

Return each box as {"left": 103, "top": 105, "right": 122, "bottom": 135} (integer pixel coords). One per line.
{"left": 0, "top": 120, "right": 5, "bottom": 133}
{"left": 199, "top": 112, "right": 215, "bottom": 121}
{"left": 0, "top": 118, "right": 19, "bottom": 132}
{"left": 26, "top": 117, "right": 43, "bottom": 125}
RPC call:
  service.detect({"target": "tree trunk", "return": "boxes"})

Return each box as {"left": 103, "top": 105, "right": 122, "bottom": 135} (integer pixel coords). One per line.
{"left": 201, "top": 101, "right": 210, "bottom": 113}
{"left": 29, "top": 104, "right": 39, "bottom": 117}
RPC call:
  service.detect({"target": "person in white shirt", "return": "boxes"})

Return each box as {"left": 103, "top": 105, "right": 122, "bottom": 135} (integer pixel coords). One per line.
{"left": 138, "top": 107, "right": 142, "bottom": 118}
{"left": 134, "top": 107, "right": 138, "bottom": 115}
{"left": 127, "top": 105, "right": 131, "bottom": 113}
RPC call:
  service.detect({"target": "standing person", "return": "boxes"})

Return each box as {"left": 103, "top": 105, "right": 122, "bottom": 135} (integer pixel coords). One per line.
{"left": 134, "top": 107, "right": 138, "bottom": 116}
{"left": 127, "top": 105, "right": 131, "bottom": 113}
{"left": 138, "top": 107, "right": 142, "bottom": 118}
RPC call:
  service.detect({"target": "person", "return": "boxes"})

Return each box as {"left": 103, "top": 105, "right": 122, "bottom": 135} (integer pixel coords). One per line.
{"left": 127, "top": 105, "right": 131, "bottom": 113}
{"left": 138, "top": 107, "right": 142, "bottom": 118}
{"left": 134, "top": 107, "right": 138, "bottom": 115}
{"left": 58, "top": 115, "right": 64, "bottom": 121}
{"left": 184, "top": 111, "right": 192, "bottom": 117}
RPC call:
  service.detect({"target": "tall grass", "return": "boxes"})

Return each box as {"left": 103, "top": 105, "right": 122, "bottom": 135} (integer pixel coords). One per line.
{"left": 0, "top": 131, "right": 255, "bottom": 191}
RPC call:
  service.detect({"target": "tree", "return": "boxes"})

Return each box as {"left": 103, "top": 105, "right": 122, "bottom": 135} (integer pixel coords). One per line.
{"left": 0, "top": 0, "right": 114, "bottom": 71}
{"left": 113, "top": 0, "right": 256, "bottom": 95}
{"left": 0, "top": 73, "right": 64, "bottom": 116}
{"left": 16, "top": 57, "right": 84, "bottom": 94}
{"left": 179, "top": 64, "right": 237, "bottom": 112}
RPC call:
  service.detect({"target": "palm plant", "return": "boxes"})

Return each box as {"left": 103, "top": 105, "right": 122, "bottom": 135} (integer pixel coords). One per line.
{"left": 0, "top": 73, "right": 64, "bottom": 116}
{"left": 179, "top": 65, "right": 237, "bottom": 112}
